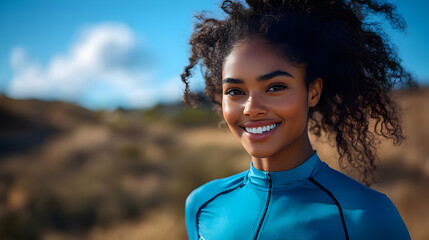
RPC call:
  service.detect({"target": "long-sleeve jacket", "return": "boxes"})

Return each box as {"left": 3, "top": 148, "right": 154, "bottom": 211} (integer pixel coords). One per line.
{"left": 185, "top": 152, "right": 410, "bottom": 240}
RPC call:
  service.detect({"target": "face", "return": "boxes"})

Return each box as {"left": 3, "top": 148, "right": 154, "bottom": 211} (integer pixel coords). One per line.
{"left": 221, "top": 38, "right": 321, "bottom": 159}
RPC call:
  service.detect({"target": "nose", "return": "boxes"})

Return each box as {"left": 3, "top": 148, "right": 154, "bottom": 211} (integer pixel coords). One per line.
{"left": 243, "top": 95, "right": 268, "bottom": 117}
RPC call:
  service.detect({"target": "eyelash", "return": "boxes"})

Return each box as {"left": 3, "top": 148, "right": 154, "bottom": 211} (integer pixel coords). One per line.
{"left": 224, "top": 88, "right": 244, "bottom": 96}
{"left": 267, "top": 83, "right": 287, "bottom": 92}
{"left": 224, "top": 83, "right": 287, "bottom": 96}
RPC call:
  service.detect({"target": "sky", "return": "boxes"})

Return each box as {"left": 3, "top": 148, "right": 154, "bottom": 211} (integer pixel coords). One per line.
{"left": 0, "top": 0, "right": 428, "bottom": 110}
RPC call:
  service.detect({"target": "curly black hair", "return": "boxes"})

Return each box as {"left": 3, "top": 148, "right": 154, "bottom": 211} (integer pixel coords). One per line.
{"left": 181, "top": 0, "right": 416, "bottom": 186}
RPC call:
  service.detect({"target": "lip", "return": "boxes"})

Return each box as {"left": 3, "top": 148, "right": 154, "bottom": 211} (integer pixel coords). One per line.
{"left": 240, "top": 120, "right": 281, "bottom": 141}
{"left": 241, "top": 120, "right": 279, "bottom": 128}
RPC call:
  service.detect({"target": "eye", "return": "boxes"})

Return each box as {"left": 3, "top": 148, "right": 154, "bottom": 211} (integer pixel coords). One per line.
{"left": 267, "top": 83, "right": 287, "bottom": 92}
{"left": 225, "top": 88, "right": 244, "bottom": 96}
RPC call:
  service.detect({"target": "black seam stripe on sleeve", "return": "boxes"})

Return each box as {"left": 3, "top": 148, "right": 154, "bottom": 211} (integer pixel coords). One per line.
{"left": 309, "top": 177, "right": 350, "bottom": 240}
{"left": 195, "top": 183, "right": 246, "bottom": 239}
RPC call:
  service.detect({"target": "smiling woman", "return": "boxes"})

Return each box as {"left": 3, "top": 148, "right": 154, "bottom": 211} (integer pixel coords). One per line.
{"left": 222, "top": 38, "right": 322, "bottom": 171}
{"left": 181, "top": 0, "right": 415, "bottom": 239}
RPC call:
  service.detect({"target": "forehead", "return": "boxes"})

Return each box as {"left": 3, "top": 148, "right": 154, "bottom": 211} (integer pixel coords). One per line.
{"left": 222, "top": 38, "right": 305, "bottom": 78}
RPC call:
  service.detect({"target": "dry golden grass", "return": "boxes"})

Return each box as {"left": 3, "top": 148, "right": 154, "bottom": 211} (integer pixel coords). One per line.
{"left": 0, "top": 88, "right": 428, "bottom": 239}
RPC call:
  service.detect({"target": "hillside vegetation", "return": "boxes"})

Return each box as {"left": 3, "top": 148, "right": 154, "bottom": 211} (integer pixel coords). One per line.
{"left": 0, "top": 88, "right": 428, "bottom": 239}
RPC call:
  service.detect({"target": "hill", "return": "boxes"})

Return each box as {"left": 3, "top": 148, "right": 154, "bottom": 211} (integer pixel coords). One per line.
{"left": 0, "top": 88, "right": 428, "bottom": 239}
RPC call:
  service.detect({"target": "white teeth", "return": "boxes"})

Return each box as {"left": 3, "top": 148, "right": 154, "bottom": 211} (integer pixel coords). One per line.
{"left": 245, "top": 123, "right": 277, "bottom": 134}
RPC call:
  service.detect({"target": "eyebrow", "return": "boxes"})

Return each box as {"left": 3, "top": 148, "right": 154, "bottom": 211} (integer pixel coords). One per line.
{"left": 222, "top": 70, "right": 293, "bottom": 84}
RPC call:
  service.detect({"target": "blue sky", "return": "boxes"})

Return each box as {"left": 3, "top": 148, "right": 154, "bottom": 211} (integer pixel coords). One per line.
{"left": 0, "top": 0, "right": 428, "bottom": 110}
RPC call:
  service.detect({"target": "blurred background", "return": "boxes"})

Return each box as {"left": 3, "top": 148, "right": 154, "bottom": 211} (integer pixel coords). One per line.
{"left": 0, "top": 0, "right": 428, "bottom": 239}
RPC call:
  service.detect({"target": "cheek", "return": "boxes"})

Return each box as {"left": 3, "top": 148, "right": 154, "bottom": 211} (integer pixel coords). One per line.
{"left": 222, "top": 98, "right": 242, "bottom": 130}
{"left": 272, "top": 93, "right": 308, "bottom": 123}
{"left": 222, "top": 98, "right": 234, "bottom": 124}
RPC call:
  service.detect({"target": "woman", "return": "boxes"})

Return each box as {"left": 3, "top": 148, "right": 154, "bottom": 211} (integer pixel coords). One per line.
{"left": 181, "top": 0, "right": 414, "bottom": 239}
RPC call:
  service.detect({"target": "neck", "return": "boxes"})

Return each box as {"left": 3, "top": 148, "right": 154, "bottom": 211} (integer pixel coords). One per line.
{"left": 251, "top": 130, "right": 314, "bottom": 172}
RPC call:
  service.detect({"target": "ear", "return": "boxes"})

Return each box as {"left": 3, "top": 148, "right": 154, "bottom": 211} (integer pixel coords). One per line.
{"left": 307, "top": 77, "right": 323, "bottom": 107}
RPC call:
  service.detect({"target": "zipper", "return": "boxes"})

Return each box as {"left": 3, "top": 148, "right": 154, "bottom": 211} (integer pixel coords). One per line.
{"left": 253, "top": 173, "right": 272, "bottom": 240}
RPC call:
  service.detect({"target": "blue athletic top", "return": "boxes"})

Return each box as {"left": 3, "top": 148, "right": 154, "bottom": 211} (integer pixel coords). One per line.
{"left": 185, "top": 151, "right": 410, "bottom": 240}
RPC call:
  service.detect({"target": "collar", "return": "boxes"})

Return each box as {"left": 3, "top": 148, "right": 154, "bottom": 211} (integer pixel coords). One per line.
{"left": 246, "top": 151, "right": 326, "bottom": 191}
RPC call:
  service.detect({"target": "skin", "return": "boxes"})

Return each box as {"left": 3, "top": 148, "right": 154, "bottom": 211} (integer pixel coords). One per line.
{"left": 221, "top": 38, "right": 323, "bottom": 172}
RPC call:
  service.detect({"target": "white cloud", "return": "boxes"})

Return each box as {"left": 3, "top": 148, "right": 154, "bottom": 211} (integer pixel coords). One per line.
{"left": 7, "top": 22, "right": 182, "bottom": 110}
{"left": 10, "top": 46, "right": 28, "bottom": 69}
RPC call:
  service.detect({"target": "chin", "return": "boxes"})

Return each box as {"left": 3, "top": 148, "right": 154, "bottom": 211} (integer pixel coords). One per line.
{"left": 245, "top": 147, "right": 275, "bottom": 159}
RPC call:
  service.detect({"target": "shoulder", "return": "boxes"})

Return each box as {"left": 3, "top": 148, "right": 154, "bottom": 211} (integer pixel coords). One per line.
{"left": 314, "top": 165, "right": 410, "bottom": 239}
{"left": 185, "top": 170, "right": 248, "bottom": 239}
{"left": 185, "top": 170, "right": 248, "bottom": 214}
{"left": 314, "top": 166, "right": 385, "bottom": 206}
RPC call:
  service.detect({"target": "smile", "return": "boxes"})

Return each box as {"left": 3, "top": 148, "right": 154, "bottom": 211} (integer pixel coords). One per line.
{"left": 244, "top": 123, "right": 278, "bottom": 134}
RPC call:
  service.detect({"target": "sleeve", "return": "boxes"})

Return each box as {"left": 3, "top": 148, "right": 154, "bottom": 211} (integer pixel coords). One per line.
{"left": 184, "top": 171, "right": 248, "bottom": 240}
{"left": 314, "top": 165, "right": 411, "bottom": 240}
{"left": 185, "top": 188, "right": 203, "bottom": 240}
{"left": 361, "top": 194, "right": 411, "bottom": 240}
{"left": 379, "top": 194, "right": 410, "bottom": 240}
